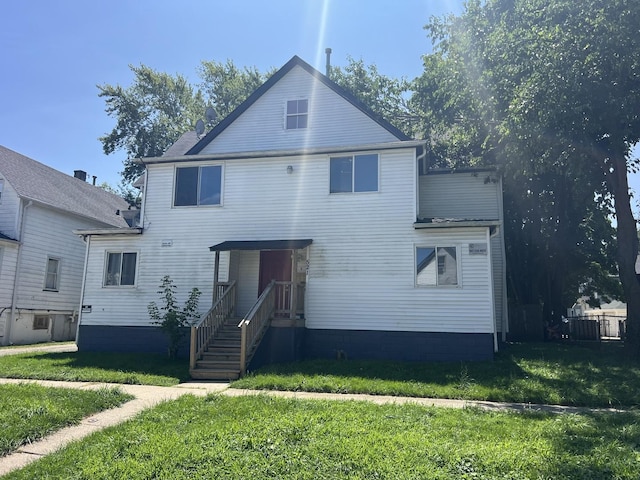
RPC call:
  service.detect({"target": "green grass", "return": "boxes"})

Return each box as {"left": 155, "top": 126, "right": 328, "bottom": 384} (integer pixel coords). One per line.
{"left": 0, "top": 383, "right": 132, "bottom": 456}
{"left": 233, "top": 342, "right": 640, "bottom": 407}
{"left": 0, "top": 351, "right": 190, "bottom": 386}
{"left": 5, "top": 394, "right": 640, "bottom": 479}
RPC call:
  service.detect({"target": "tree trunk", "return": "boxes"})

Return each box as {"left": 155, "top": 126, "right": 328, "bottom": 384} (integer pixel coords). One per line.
{"left": 609, "top": 153, "right": 640, "bottom": 357}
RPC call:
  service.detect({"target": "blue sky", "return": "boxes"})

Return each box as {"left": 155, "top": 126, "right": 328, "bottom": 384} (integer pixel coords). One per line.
{"left": 1, "top": 0, "right": 463, "bottom": 187}
{"left": 1, "top": 0, "right": 638, "bottom": 202}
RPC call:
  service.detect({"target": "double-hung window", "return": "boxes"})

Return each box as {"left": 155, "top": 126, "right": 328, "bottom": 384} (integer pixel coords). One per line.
{"left": 286, "top": 99, "right": 308, "bottom": 129}
{"left": 416, "top": 246, "right": 459, "bottom": 286}
{"left": 330, "top": 154, "right": 378, "bottom": 193}
{"left": 44, "top": 257, "right": 60, "bottom": 291}
{"left": 104, "top": 252, "right": 137, "bottom": 286}
{"left": 174, "top": 165, "right": 222, "bottom": 206}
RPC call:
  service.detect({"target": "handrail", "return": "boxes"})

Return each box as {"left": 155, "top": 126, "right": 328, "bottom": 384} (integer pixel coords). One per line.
{"left": 239, "top": 280, "right": 276, "bottom": 374}
{"left": 189, "top": 280, "right": 236, "bottom": 370}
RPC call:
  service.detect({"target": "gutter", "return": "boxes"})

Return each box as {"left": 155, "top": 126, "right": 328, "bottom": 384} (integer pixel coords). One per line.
{"left": 136, "top": 140, "right": 425, "bottom": 165}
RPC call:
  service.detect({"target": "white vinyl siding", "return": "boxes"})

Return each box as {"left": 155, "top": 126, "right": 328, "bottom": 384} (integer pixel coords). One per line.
{"left": 419, "top": 172, "right": 506, "bottom": 333}
{"left": 81, "top": 146, "right": 495, "bottom": 335}
{"left": 14, "top": 205, "right": 102, "bottom": 311}
{"left": 199, "top": 65, "right": 400, "bottom": 155}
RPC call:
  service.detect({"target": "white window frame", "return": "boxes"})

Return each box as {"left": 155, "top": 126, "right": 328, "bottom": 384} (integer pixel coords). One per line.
{"left": 43, "top": 256, "right": 61, "bottom": 291}
{"left": 103, "top": 251, "right": 138, "bottom": 287}
{"left": 329, "top": 153, "right": 379, "bottom": 194}
{"left": 415, "top": 245, "right": 461, "bottom": 287}
{"left": 173, "top": 164, "right": 223, "bottom": 207}
{"left": 285, "top": 99, "right": 309, "bottom": 130}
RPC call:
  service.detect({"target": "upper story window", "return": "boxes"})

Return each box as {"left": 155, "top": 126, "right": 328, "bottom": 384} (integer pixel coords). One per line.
{"left": 330, "top": 154, "right": 379, "bottom": 193}
{"left": 286, "top": 99, "right": 308, "bottom": 129}
{"left": 104, "top": 251, "right": 137, "bottom": 287}
{"left": 0, "top": 179, "right": 4, "bottom": 203}
{"left": 44, "top": 257, "right": 60, "bottom": 291}
{"left": 416, "top": 246, "right": 459, "bottom": 287}
{"left": 174, "top": 165, "right": 222, "bottom": 206}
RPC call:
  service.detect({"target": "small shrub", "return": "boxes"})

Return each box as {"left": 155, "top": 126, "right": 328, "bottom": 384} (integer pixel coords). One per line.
{"left": 148, "top": 275, "right": 201, "bottom": 358}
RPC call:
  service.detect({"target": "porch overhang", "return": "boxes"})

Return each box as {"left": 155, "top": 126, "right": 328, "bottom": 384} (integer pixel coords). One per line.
{"left": 209, "top": 239, "right": 312, "bottom": 252}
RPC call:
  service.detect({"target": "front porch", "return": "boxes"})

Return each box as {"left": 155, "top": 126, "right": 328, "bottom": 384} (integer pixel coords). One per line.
{"left": 189, "top": 239, "right": 311, "bottom": 380}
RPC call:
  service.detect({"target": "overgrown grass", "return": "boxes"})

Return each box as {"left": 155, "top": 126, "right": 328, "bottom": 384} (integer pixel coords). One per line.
{"left": 0, "top": 383, "right": 132, "bottom": 456}
{"left": 0, "top": 351, "right": 190, "bottom": 386}
{"left": 5, "top": 394, "right": 640, "bottom": 479}
{"left": 233, "top": 342, "right": 640, "bottom": 407}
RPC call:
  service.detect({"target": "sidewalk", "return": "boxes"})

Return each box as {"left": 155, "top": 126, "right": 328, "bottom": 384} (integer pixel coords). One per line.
{"left": 0, "top": 343, "right": 77, "bottom": 357}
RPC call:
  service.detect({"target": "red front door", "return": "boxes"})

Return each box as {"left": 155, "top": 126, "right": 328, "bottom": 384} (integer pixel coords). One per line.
{"left": 258, "top": 250, "right": 292, "bottom": 294}
{"left": 259, "top": 250, "right": 292, "bottom": 316}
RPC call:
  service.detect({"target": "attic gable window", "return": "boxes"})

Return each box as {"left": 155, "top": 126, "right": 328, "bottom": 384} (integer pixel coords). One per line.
{"left": 286, "top": 99, "right": 308, "bottom": 129}
{"left": 174, "top": 165, "right": 222, "bottom": 206}
{"left": 330, "top": 154, "right": 379, "bottom": 193}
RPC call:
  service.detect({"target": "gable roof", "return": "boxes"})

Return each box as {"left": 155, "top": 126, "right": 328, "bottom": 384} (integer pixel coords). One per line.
{"left": 0, "top": 146, "right": 130, "bottom": 228}
{"left": 186, "top": 56, "right": 411, "bottom": 155}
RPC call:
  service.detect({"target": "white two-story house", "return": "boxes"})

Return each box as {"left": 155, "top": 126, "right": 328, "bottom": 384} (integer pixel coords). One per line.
{"left": 75, "top": 56, "right": 507, "bottom": 378}
{"left": 0, "top": 146, "right": 130, "bottom": 345}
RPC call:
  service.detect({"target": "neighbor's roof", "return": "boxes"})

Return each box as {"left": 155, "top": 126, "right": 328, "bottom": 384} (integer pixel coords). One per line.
{"left": 163, "top": 131, "right": 200, "bottom": 157}
{"left": 0, "top": 145, "right": 130, "bottom": 228}
{"left": 185, "top": 55, "right": 411, "bottom": 155}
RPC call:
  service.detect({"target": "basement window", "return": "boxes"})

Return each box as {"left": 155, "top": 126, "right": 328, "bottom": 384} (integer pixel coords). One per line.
{"left": 33, "top": 315, "right": 50, "bottom": 330}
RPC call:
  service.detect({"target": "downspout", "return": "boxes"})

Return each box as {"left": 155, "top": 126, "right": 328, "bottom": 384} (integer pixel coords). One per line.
{"left": 487, "top": 227, "right": 498, "bottom": 353}
{"left": 415, "top": 143, "right": 428, "bottom": 220}
{"left": 75, "top": 234, "right": 91, "bottom": 346}
{"left": 7, "top": 200, "right": 33, "bottom": 344}
{"left": 497, "top": 175, "right": 508, "bottom": 342}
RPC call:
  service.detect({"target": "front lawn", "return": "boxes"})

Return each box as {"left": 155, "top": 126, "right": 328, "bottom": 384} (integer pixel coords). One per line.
{"left": 0, "top": 351, "right": 189, "bottom": 386}
{"left": 5, "top": 394, "right": 640, "bottom": 479}
{"left": 0, "top": 383, "right": 132, "bottom": 456}
{"left": 233, "top": 342, "right": 640, "bottom": 407}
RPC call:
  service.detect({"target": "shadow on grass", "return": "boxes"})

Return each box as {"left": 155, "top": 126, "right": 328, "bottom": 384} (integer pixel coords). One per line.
{"left": 238, "top": 342, "right": 640, "bottom": 407}
{"left": 0, "top": 351, "right": 191, "bottom": 385}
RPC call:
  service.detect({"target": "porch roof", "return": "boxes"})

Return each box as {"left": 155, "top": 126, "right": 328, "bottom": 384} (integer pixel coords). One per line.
{"left": 209, "top": 239, "right": 312, "bottom": 252}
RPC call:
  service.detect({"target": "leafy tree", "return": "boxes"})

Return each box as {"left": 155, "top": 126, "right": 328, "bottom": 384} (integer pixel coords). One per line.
{"left": 99, "top": 61, "right": 272, "bottom": 183}
{"left": 98, "top": 65, "right": 205, "bottom": 182}
{"left": 414, "top": 0, "right": 639, "bottom": 351}
{"left": 331, "top": 57, "right": 417, "bottom": 137}
{"left": 148, "top": 275, "right": 201, "bottom": 358}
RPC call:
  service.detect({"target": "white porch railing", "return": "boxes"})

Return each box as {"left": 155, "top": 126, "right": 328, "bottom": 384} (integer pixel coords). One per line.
{"left": 189, "top": 280, "right": 236, "bottom": 370}
{"left": 239, "top": 280, "right": 276, "bottom": 374}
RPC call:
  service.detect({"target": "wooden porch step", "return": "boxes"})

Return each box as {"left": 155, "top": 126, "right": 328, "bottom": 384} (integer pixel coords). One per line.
{"left": 190, "top": 368, "right": 240, "bottom": 380}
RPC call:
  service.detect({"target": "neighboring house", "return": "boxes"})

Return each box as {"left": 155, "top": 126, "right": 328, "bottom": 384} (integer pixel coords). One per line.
{"left": 75, "top": 56, "right": 507, "bottom": 378}
{"left": 0, "top": 146, "right": 131, "bottom": 345}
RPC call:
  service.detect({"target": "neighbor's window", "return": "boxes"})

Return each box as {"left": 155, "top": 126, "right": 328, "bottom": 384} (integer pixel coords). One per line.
{"left": 416, "top": 246, "right": 458, "bottom": 286}
{"left": 104, "top": 252, "right": 137, "bottom": 286}
{"left": 286, "top": 99, "right": 308, "bottom": 129}
{"left": 0, "top": 179, "right": 4, "bottom": 203}
{"left": 174, "top": 165, "right": 222, "bottom": 206}
{"left": 33, "top": 315, "right": 49, "bottom": 330}
{"left": 44, "top": 257, "right": 60, "bottom": 291}
{"left": 330, "top": 154, "right": 378, "bottom": 193}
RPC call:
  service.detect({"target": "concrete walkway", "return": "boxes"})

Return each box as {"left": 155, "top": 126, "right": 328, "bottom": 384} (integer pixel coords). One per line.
{"left": 0, "top": 343, "right": 630, "bottom": 476}
{"left": 0, "top": 343, "right": 78, "bottom": 357}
